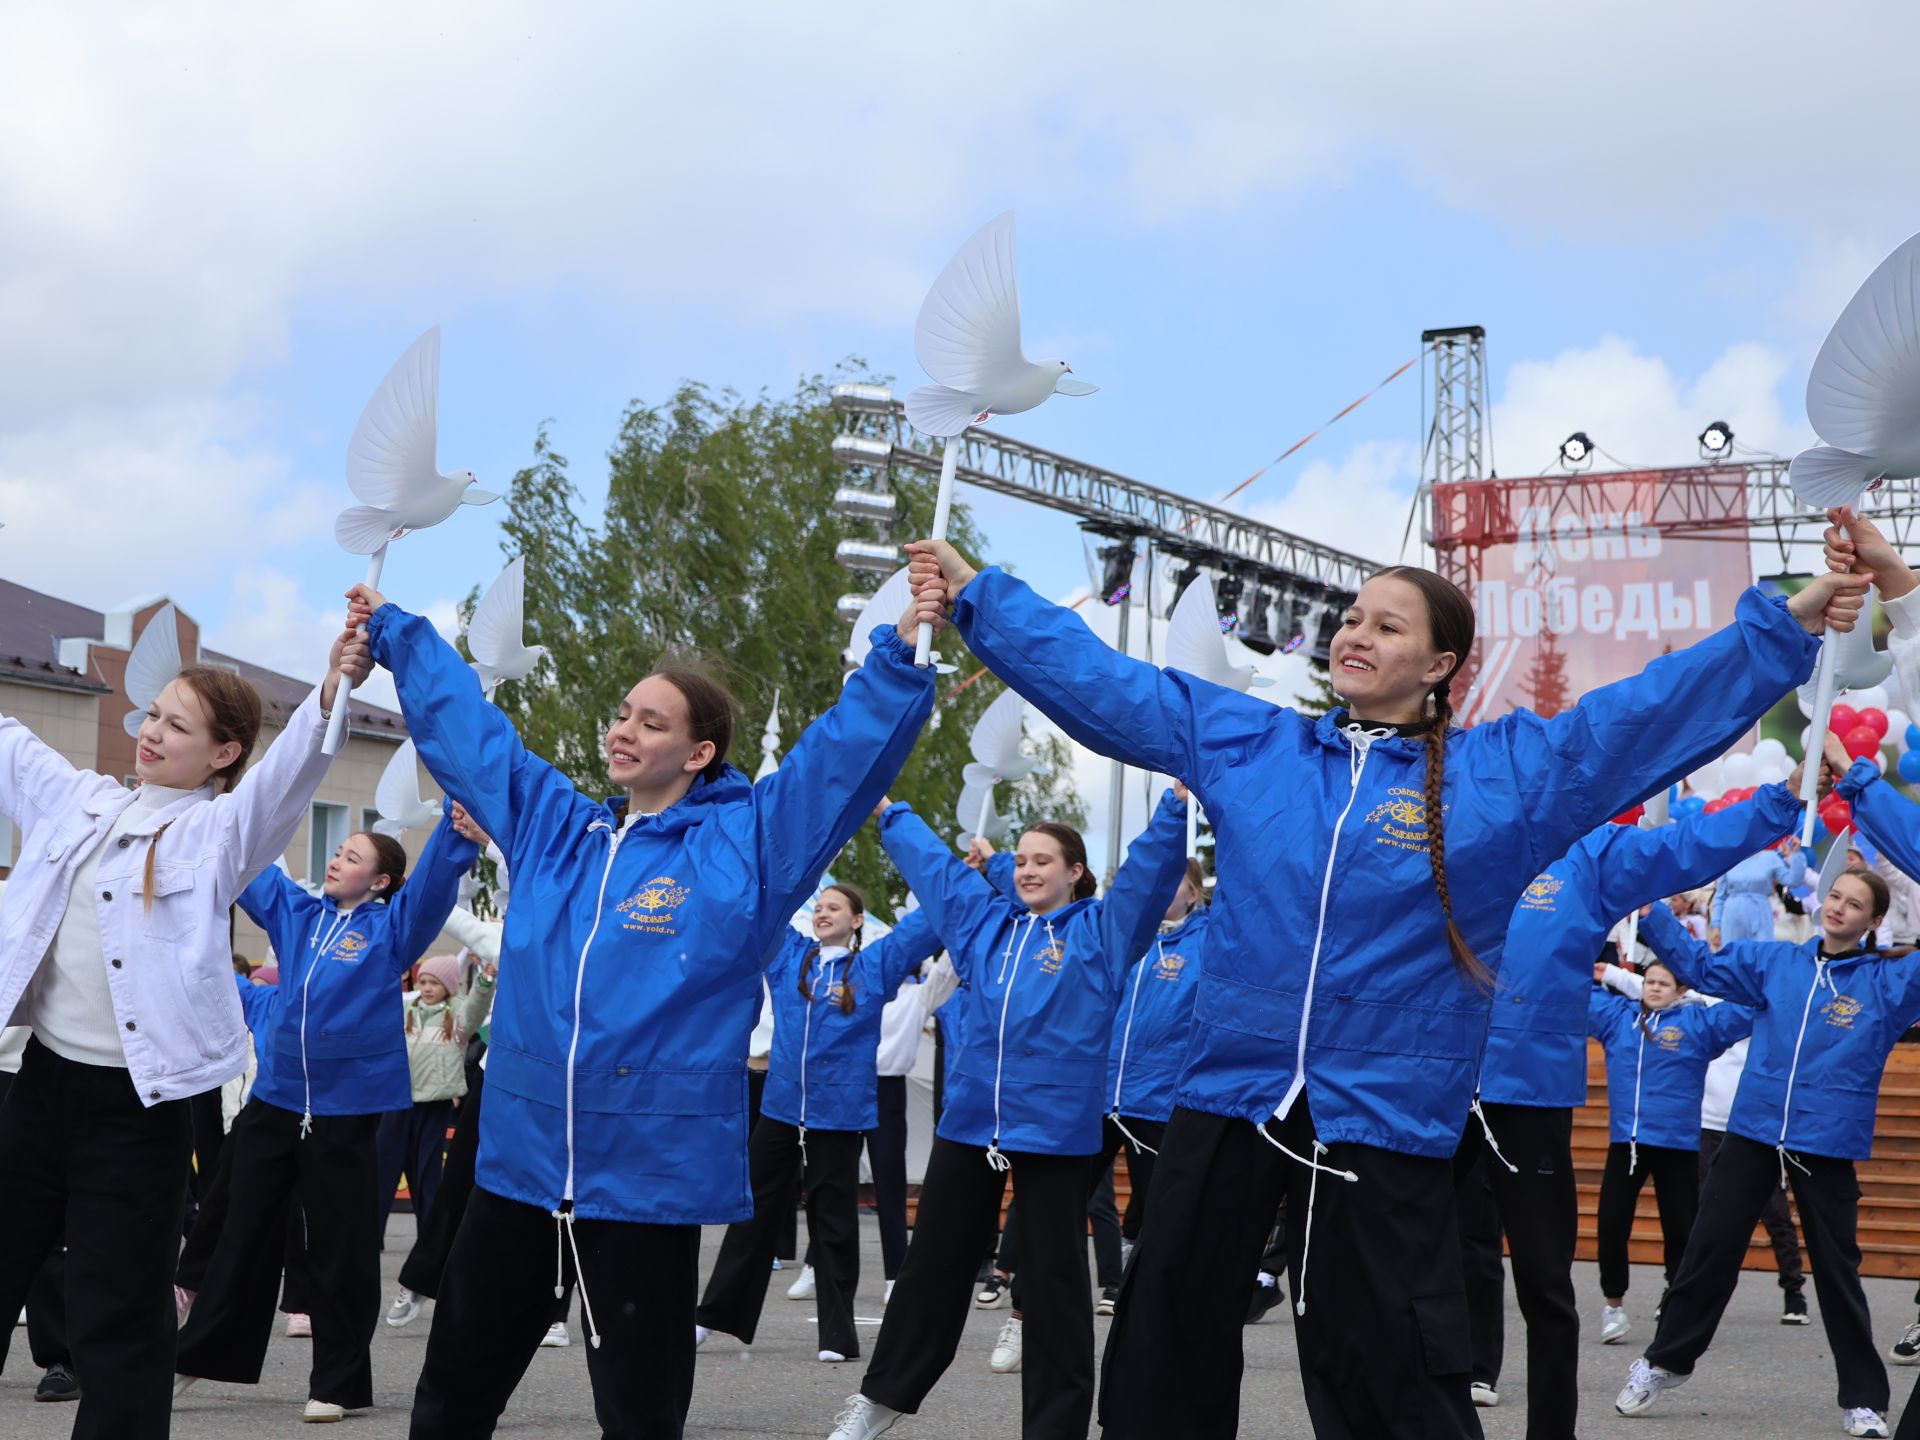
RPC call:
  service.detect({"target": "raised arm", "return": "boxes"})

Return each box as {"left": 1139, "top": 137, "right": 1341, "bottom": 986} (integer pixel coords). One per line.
{"left": 945, "top": 564, "right": 1283, "bottom": 791}
{"left": 0, "top": 718, "right": 94, "bottom": 833}
{"left": 1095, "top": 788, "right": 1191, "bottom": 977}
{"left": 1587, "top": 986, "right": 1634, "bottom": 1043}
{"left": 1582, "top": 782, "right": 1803, "bottom": 928}
{"left": 1697, "top": 1001, "right": 1757, "bottom": 1058}
{"left": 877, "top": 802, "right": 1007, "bottom": 984}
{"left": 207, "top": 690, "right": 334, "bottom": 904}
{"left": 1600, "top": 962, "right": 1644, "bottom": 1000}
{"left": 866, "top": 905, "right": 943, "bottom": 995}
{"left": 233, "top": 972, "right": 277, "bottom": 1035}
{"left": 1489, "top": 585, "right": 1836, "bottom": 870}
{"left": 380, "top": 806, "right": 483, "bottom": 975}
{"left": 1640, "top": 902, "right": 1768, "bottom": 1008}
{"left": 235, "top": 863, "right": 318, "bottom": 947}
{"left": 1824, "top": 508, "right": 1920, "bottom": 721}
{"left": 363, "top": 601, "right": 575, "bottom": 863}
{"left": 436, "top": 906, "right": 502, "bottom": 967}
{"left": 455, "top": 966, "right": 496, "bottom": 1043}
{"left": 728, "top": 626, "right": 935, "bottom": 936}
{"left": 1840, "top": 757, "right": 1920, "bottom": 886}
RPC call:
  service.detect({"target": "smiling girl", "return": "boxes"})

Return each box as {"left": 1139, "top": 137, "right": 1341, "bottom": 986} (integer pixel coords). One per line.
{"left": 172, "top": 794, "right": 477, "bottom": 1421}
{"left": 345, "top": 579, "right": 937, "bottom": 1440}
{"left": 902, "top": 538, "right": 1862, "bottom": 1439}
{"left": 0, "top": 623, "right": 368, "bottom": 1439}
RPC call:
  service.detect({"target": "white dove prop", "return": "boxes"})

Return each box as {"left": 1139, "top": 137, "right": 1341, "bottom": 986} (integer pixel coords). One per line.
{"left": 1815, "top": 830, "right": 1854, "bottom": 905}
{"left": 324, "top": 326, "right": 499, "bottom": 755}
{"left": 1164, "top": 573, "right": 1276, "bottom": 693}
{"left": 372, "top": 740, "right": 439, "bottom": 838}
{"left": 756, "top": 689, "right": 782, "bottom": 781}
{"left": 960, "top": 688, "right": 1046, "bottom": 845}
{"left": 956, "top": 774, "right": 1011, "bottom": 848}
{"left": 905, "top": 212, "right": 1096, "bottom": 666}
{"left": 1788, "top": 235, "right": 1920, "bottom": 835}
{"left": 121, "top": 603, "right": 184, "bottom": 738}
{"left": 467, "top": 556, "right": 549, "bottom": 699}
{"left": 843, "top": 569, "right": 955, "bottom": 678}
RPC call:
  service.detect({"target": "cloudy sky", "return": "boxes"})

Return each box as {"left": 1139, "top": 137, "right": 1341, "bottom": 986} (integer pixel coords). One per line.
{"left": 5, "top": 2, "right": 1918, "bottom": 852}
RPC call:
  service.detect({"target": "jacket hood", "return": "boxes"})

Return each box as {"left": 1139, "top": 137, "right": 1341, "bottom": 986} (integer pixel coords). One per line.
{"left": 601, "top": 762, "right": 754, "bottom": 835}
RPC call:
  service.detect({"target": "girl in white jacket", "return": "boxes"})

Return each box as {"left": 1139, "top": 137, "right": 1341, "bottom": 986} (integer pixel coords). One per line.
{"left": 0, "top": 626, "right": 368, "bottom": 1438}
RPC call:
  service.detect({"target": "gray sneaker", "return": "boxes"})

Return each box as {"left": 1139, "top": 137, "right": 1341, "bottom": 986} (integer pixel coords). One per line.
{"left": 827, "top": 1394, "right": 900, "bottom": 1440}
{"left": 1615, "top": 1357, "right": 1687, "bottom": 1415}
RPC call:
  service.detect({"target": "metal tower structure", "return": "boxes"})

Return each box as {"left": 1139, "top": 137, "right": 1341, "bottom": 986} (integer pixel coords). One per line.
{"left": 1422, "top": 326, "right": 1488, "bottom": 489}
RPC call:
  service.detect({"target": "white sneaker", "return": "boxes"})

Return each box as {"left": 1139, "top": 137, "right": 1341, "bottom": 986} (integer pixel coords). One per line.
{"left": 1600, "top": 1305, "right": 1631, "bottom": 1344}
{"left": 989, "top": 1315, "right": 1023, "bottom": 1373}
{"left": 828, "top": 1393, "right": 900, "bottom": 1440}
{"left": 1844, "top": 1410, "right": 1890, "bottom": 1438}
{"left": 174, "top": 1286, "right": 195, "bottom": 1326}
{"left": 284, "top": 1312, "right": 312, "bottom": 1338}
{"left": 883, "top": 1279, "right": 895, "bottom": 1305}
{"left": 541, "top": 1322, "right": 570, "bottom": 1348}
{"left": 385, "top": 1288, "right": 419, "bottom": 1328}
{"left": 302, "top": 1399, "right": 345, "bottom": 1423}
{"left": 694, "top": 1325, "right": 711, "bottom": 1349}
{"left": 788, "top": 1264, "right": 818, "bottom": 1300}
{"left": 975, "top": 1274, "right": 1006, "bottom": 1308}
{"left": 1615, "top": 1357, "right": 1686, "bottom": 1415}
{"left": 819, "top": 1349, "right": 849, "bottom": 1362}
{"left": 1470, "top": 1381, "right": 1499, "bottom": 1407}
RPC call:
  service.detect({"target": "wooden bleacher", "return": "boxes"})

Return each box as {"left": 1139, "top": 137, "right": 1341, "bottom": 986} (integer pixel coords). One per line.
{"left": 1574, "top": 1038, "right": 1920, "bottom": 1280}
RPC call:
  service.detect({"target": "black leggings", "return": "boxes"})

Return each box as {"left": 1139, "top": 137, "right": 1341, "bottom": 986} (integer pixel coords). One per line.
{"left": 1597, "top": 1139, "right": 1698, "bottom": 1299}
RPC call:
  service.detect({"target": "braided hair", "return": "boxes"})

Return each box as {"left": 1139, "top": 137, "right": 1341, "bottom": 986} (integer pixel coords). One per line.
{"left": 798, "top": 883, "right": 864, "bottom": 1015}
{"left": 1369, "top": 566, "right": 1492, "bottom": 990}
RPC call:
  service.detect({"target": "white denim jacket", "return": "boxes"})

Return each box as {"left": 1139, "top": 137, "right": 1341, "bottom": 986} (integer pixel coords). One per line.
{"left": 0, "top": 691, "right": 333, "bottom": 1104}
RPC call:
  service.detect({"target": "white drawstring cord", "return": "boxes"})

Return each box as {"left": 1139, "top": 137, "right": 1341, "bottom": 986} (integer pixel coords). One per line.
{"left": 797, "top": 950, "right": 841, "bottom": 1171}
{"left": 1469, "top": 1097, "right": 1517, "bottom": 1174}
{"left": 298, "top": 909, "right": 353, "bottom": 1138}
{"left": 1256, "top": 1123, "right": 1358, "bottom": 1317}
{"left": 1108, "top": 940, "right": 1160, "bottom": 1155}
{"left": 1776, "top": 957, "right": 1834, "bottom": 1189}
{"left": 985, "top": 914, "right": 1044, "bottom": 1172}
{"left": 1629, "top": 1021, "right": 1647, "bottom": 1176}
{"left": 551, "top": 1209, "right": 602, "bottom": 1349}
{"left": 1777, "top": 1144, "right": 1812, "bottom": 1192}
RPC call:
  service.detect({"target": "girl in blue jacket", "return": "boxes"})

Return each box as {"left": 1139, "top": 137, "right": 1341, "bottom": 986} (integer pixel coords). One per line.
{"left": 1459, "top": 779, "right": 1801, "bottom": 1435}
{"left": 1620, "top": 772, "right": 1916, "bottom": 1436}
{"left": 900, "top": 537, "right": 1861, "bottom": 1440}
{"left": 696, "top": 873, "right": 941, "bottom": 1363}
{"left": 174, "top": 802, "right": 477, "bottom": 1419}
{"left": 347, "top": 582, "right": 938, "bottom": 1440}
{"left": 830, "top": 787, "right": 1189, "bottom": 1440}
{"left": 1586, "top": 961, "right": 1752, "bottom": 1347}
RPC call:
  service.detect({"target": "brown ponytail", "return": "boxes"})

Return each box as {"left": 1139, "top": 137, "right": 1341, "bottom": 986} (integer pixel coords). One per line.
{"left": 142, "top": 666, "right": 266, "bottom": 912}
{"left": 1371, "top": 565, "right": 1490, "bottom": 991}
{"left": 798, "top": 884, "right": 863, "bottom": 1015}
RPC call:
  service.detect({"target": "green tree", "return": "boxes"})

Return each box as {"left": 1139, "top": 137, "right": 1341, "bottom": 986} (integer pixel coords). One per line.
{"left": 470, "top": 366, "right": 1083, "bottom": 920}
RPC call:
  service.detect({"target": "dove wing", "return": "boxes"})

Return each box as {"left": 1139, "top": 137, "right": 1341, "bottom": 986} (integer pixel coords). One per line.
{"left": 1816, "top": 830, "right": 1853, "bottom": 903}
{"left": 375, "top": 740, "right": 424, "bottom": 830}
{"left": 968, "top": 687, "right": 1029, "bottom": 771}
{"left": 346, "top": 327, "right": 442, "bottom": 511}
{"left": 851, "top": 567, "right": 914, "bottom": 659}
{"left": 1807, "top": 230, "right": 1920, "bottom": 460}
{"left": 124, "top": 604, "right": 183, "bottom": 711}
{"left": 914, "top": 211, "right": 1025, "bottom": 394}
{"left": 468, "top": 556, "right": 526, "bottom": 671}
{"left": 1165, "top": 574, "right": 1244, "bottom": 691}
{"left": 1787, "top": 445, "right": 1888, "bottom": 509}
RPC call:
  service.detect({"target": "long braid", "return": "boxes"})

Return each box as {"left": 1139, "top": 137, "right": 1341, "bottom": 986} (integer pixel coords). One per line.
{"left": 1421, "top": 689, "right": 1493, "bottom": 990}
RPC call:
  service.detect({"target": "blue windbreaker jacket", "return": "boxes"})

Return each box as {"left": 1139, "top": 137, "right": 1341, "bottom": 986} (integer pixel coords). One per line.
{"left": 953, "top": 567, "right": 1820, "bottom": 1157}
{"left": 365, "top": 603, "right": 935, "bottom": 1224}
{"left": 1106, "top": 906, "right": 1209, "bottom": 1123}
{"left": 878, "top": 789, "right": 1189, "bottom": 1156}
{"left": 1479, "top": 782, "right": 1802, "bottom": 1110}
{"left": 1642, "top": 902, "right": 1920, "bottom": 1161}
{"left": 1711, "top": 848, "right": 1798, "bottom": 942}
{"left": 759, "top": 908, "right": 942, "bottom": 1134}
{"left": 238, "top": 806, "right": 476, "bottom": 1119}
{"left": 1586, "top": 989, "right": 1753, "bottom": 1152}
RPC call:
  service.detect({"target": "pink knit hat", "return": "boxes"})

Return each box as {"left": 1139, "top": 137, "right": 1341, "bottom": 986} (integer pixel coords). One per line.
{"left": 415, "top": 955, "right": 463, "bottom": 998}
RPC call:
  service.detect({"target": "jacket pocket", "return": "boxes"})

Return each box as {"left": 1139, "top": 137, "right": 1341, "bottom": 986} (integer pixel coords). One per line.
{"left": 137, "top": 861, "right": 202, "bottom": 944}
{"left": 1410, "top": 1290, "right": 1471, "bottom": 1377}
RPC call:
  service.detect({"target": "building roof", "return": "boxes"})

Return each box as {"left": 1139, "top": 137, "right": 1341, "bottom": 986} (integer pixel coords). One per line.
{"left": 0, "top": 576, "right": 407, "bottom": 737}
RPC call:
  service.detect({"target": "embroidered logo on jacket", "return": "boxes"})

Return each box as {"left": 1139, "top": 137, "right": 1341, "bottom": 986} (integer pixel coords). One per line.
{"left": 1519, "top": 875, "right": 1561, "bottom": 913}
{"left": 1036, "top": 939, "right": 1068, "bottom": 976}
{"left": 617, "top": 876, "right": 690, "bottom": 936}
{"left": 1822, "top": 994, "right": 1863, "bottom": 1030}
{"left": 1153, "top": 951, "right": 1187, "bottom": 982}
{"left": 1653, "top": 1024, "right": 1684, "bottom": 1052}
{"left": 1364, "top": 787, "right": 1448, "bottom": 855}
{"left": 321, "top": 930, "right": 369, "bottom": 964}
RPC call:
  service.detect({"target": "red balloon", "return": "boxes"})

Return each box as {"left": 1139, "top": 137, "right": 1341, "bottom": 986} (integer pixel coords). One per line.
{"left": 1610, "top": 805, "right": 1644, "bottom": 826}
{"left": 1823, "top": 797, "right": 1854, "bottom": 832}
{"left": 1830, "top": 704, "right": 1860, "bottom": 735}
{"left": 1843, "top": 724, "right": 1883, "bottom": 761}
{"left": 1860, "top": 707, "right": 1891, "bottom": 739}
{"left": 1704, "top": 796, "right": 1734, "bottom": 813}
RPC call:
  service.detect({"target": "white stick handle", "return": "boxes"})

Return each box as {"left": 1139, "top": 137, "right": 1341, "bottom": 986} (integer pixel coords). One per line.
{"left": 1799, "top": 636, "right": 1838, "bottom": 846}
{"left": 915, "top": 441, "right": 961, "bottom": 667}
{"left": 974, "top": 784, "right": 994, "bottom": 846}
{"left": 1186, "top": 796, "right": 1200, "bottom": 860}
{"left": 322, "top": 546, "right": 388, "bottom": 757}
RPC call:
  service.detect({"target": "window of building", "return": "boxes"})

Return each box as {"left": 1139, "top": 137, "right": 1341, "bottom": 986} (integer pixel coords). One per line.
{"left": 309, "top": 801, "right": 349, "bottom": 882}
{"left": 362, "top": 806, "right": 381, "bottom": 835}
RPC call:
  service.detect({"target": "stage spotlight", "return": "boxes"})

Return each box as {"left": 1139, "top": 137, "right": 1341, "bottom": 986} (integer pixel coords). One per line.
{"left": 1698, "top": 421, "right": 1733, "bottom": 459}
{"left": 1097, "top": 541, "right": 1137, "bottom": 605}
{"left": 1558, "top": 432, "right": 1594, "bottom": 468}
{"left": 1239, "top": 583, "right": 1277, "bottom": 655}
{"left": 1212, "top": 572, "right": 1244, "bottom": 634}
{"left": 1165, "top": 562, "right": 1202, "bottom": 618}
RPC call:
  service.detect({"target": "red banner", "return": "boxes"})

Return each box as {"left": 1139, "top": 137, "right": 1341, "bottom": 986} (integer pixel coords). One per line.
{"left": 1430, "top": 469, "right": 1754, "bottom": 722}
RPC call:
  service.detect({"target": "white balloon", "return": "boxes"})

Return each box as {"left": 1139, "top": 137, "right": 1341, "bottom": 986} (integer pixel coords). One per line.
{"left": 1722, "top": 753, "right": 1760, "bottom": 789}
{"left": 1877, "top": 750, "right": 1890, "bottom": 772}
{"left": 1890, "top": 708, "right": 1913, "bottom": 749}
{"left": 1849, "top": 684, "right": 1891, "bottom": 714}
{"left": 1800, "top": 724, "right": 1816, "bottom": 756}
{"left": 1688, "top": 760, "right": 1725, "bottom": 798}
{"left": 1753, "top": 737, "right": 1789, "bottom": 765}
{"left": 1797, "top": 688, "right": 1815, "bottom": 718}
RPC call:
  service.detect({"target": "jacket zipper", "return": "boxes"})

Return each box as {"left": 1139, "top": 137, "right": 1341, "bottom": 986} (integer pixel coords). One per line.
{"left": 1775, "top": 955, "right": 1833, "bottom": 1187}
{"left": 563, "top": 818, "right": 623, "bottom": 1205}
{"left": 298, "top": 908, "right": 354, "bottom": 1137}
{"left": 986, "top": 913, "right": 1046, "bottom": 1171}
